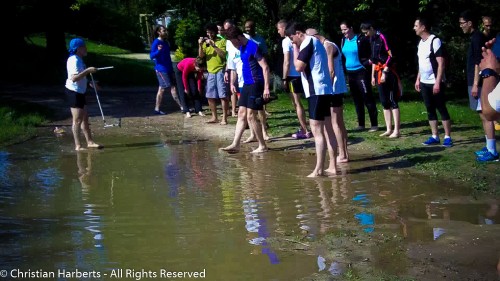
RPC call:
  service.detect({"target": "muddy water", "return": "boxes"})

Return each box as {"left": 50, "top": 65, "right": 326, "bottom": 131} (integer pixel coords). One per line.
{"left": 0, "top": 131, "right": 498, "bottom": 280}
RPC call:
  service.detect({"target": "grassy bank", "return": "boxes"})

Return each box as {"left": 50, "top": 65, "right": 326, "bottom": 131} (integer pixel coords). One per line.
{"left": 265, "top": 92, "right": 499, "bottom": 195}
{"left": 0, "top": 102, "right": 53, "bottom": 146}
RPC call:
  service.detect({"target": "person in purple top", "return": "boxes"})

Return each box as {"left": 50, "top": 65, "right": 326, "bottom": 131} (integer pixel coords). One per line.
{"left": 221, "top": 26, "right": 270, "bottom": 154}
{"left": 150, "top": 25, "right": 182, "bottom": 115}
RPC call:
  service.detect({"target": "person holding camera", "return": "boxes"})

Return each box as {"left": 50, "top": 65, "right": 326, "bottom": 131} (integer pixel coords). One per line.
{"left": 221, "top": 26, "right": 270, "bottom": 154}
{"left": 198, "top": 23, "right": 228, "bottom": 125}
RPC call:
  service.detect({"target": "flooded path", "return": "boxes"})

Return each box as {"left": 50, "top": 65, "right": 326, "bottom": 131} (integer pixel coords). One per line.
{"left": 1, "top": 127, "right": 499, "bottom": 280}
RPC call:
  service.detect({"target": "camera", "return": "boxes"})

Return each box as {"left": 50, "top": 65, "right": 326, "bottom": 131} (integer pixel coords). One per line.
{"left": 203, "top": 37, "right": 210, "bottom": 47}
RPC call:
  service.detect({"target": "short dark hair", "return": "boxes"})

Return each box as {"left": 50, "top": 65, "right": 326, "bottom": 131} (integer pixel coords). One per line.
{"left": 360, "top": 21, "right": 374, "bottom": 31}
{"left": 285, "top": 22, "right": 306, "bottom": 36}
{"left": 204, "top": 23, "right": 218, "bottom": 33}
{"left": 460, "top": 10, "right": 478, "bottom": 27}
{"left": 195, "top": 56, "right": 206, "bottom": 68}
{"left": 416, "top": 17, "right": 432, "bottom": 31}
{"left": 224, "top": 26, "right": 244, "bottom": 40}
{"left": 154, "top": 25, "right": 166, "bottom": 35}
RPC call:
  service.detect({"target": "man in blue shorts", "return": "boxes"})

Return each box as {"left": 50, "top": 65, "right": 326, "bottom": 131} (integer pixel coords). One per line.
{"left": 221, "top": 26, "right": 270, "bottom": 154}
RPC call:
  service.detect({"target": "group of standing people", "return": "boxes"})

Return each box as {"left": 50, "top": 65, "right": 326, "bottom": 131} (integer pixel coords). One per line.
{"left": 63, "top": 11, "right": 500, "bottom": 171}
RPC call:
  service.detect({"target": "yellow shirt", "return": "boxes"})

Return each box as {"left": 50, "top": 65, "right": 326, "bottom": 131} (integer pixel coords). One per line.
{"left": 202, "top": 37, "right": 226, "bottom": 73}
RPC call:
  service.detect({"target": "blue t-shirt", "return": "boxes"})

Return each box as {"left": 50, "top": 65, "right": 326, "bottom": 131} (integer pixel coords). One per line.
{"left": 240, "top": 39, "right": 264, "bottom": 85}
{"left": 342, "top": 35, "right": 364, "bottom": 71}
{"left": 150, "top": 38, "right": 173, "bottom": 73}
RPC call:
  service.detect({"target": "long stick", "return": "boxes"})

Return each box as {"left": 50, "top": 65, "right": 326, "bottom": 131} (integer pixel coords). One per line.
{"left": 90, "top": 73, "right": 106, "bottom": 124}
{"left": 97, "top": 66, "right": 114, "bottom": 71}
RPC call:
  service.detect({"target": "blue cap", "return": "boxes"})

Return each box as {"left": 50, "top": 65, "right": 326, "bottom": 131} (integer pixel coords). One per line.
{"left": 68, "top": 38, "right": 85, "bottom": 55}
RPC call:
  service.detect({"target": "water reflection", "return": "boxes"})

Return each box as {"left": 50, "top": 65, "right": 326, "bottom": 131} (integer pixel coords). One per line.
{"left": 0, "top": 135, "right": 498, "bottom": 279}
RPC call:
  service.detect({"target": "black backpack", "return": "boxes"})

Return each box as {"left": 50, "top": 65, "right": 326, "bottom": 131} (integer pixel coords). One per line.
{"left": 429, "top": 36, "right": 449, "bottom": 81}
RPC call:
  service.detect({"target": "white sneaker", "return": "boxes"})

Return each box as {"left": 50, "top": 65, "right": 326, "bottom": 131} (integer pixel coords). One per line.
{"left": 198, "top": 111, "right": 206, "bottom": 117}
{"left": 185, "top": 112, "right": 192, "bottom": 118}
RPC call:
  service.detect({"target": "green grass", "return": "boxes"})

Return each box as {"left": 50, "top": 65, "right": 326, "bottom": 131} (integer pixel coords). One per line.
{"left": 0, "top": 103, "right": 53, "bottom": 146}
{"left": 26, "top": 33, "right": 131, "bottom": 54}
{"left": 266, "top": 91, "right": 499, "bottom": 194}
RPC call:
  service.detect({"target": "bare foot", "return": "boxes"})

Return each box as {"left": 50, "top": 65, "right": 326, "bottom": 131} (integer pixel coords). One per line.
{"left": 379, "top": 131, "right": 392, "bottom": 137}
{"left": 389, "top": 132, "right": 400, "bottom": 138}
{"left": 220, "top": 120, "right": 228, "bottom": 125}
{"left": 250, "top": 147, "right": 268, "bottom": 154}
{"left": 242, "top": 136, "right": 257, "bottom": 143}
{"left": 336, "top": 156, "right": 349, "bottom": 163}
{"left": 198, "top": 111, "right": 206, "bottom": 117}
{"left": 263, "top": 135, "right": 271, "bottom": 141}
{"left": 75, "top": 146, "right": 87, "bottom": 151}
{"left": 185, "top": 112, "right": 192, "bottom": 118}
{"left": 307, "top": 170, "right": 324, "bottom": 178}
{"left": 324, "top": 169, "right": 338, "bottom": 176}
{"left": 221, "top": 145, "right": 240, "bottom": 153}
{"left": 205, "top": 119, "right": 219, "bottom": 124}
{"left": 231, "top": 112, "right": 238, "bottom": 117}
{"left": 87, "top": 143, "right": 103, "bottom": 149}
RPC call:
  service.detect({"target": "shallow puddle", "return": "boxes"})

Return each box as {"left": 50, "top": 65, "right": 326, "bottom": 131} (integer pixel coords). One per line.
{"left": 0, "top": 131, "right": 498, "bottom": 280}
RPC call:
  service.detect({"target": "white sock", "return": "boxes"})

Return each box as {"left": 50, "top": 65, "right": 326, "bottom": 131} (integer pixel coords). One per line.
{"left": 486, "top": 139, "right": 497, "bottom": 154}
{"left": 444, "top": 135, "right": 451, "bottom": 139}
{"left": 432, "top": 135, "right": 439, "bottom": 140}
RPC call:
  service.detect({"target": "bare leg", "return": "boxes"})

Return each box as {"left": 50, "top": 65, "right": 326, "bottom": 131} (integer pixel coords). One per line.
{"left": 291, "top": 92, "right": 310, "bottom": 134}
{"left": 331, "top": 106, "right": 349, "bottom": 162}
{"left": 323, "top": 117, "right": 338, "bottom": 176}
{"left": 389, "top": 108, "right": 401, "bottom": 138}
{"left": 231, "top": 93, "right": 238, "bottom": 116}
{"left": 259, "top": 110, "right": 270, "bottom": 140}
{"left": 380, "top": 109, "right": 393, "bottom": 136}
{"left": 247, "top": 109, "right": 268, "bottom": 153}
{"left": 155, "top": 87, "right": 165, "bottom": 112}
{"left": 220, "top": 98, "right": 229, "bottom": 125}
{"left": 221, "top": 107, "right": 248, "bottom": 153}
{"left": 206, "top": 98, "right": 219, "bottom": 123}
{"left": 480, "top": 113, "right": 495, "bottom": 140}
{"left": 442, "top": 120, "right": 451, "bottom": 137}
{"left": 71, "top": 107, "right": 84, "bottom": 151}
{"left": 429, "top": 120, "right": 439, "bottom": 137}
{"left": 308, "top": 119, "right": 326, "bottom": 177}
{"left": 170, "top": 86, "right": 182, "bottom": 111}
{"left": 79, "top": 108, "right": 101, "bottom": 148}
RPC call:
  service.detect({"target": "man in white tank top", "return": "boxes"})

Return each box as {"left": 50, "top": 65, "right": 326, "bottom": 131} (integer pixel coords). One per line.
{"left": 306, "top": 28, "right": 350, "bottom": 164}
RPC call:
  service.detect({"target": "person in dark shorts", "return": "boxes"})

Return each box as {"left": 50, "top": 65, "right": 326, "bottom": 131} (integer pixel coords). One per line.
{"left": 64, "top": 38, "right": 102, "bottom": 151}
{"left": 221, "top": 26, "right": 270, "bottom": 154}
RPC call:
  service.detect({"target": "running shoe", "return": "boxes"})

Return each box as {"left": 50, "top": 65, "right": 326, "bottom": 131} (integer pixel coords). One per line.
{"left": 442, "top": 138, "right": 453, "bottom": 148}
{"left": 292, "top": 130, "right": 308, "bottom": 139}
{"left": 154, "top": 110, "right": 166, "bottom": 115}
{"left": 475, "top": 147, "right": 488, "bottom": 156}
{"left": 422, "top": 136, "right": 440, "bottom": 146}
{"left": 476, "top": 151, "right": 499, "bottom": 162}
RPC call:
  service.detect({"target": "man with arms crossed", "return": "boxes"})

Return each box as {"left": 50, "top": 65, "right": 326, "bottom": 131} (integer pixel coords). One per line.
{"left": 276, "top": 20, "right": 312, "bottom": 139}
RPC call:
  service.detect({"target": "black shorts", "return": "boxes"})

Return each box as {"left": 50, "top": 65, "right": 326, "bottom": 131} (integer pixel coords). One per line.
{"left": 239, "top": 83, "right": 264, "bottom": 110}
{"left": 330, "top": 94, "right": 344, "bottom": 107}
{"left": 307, "top": 95, "right": 332, "bottom": 121}
{"left": 65, "top": 88, "right": 86, "bottom": 109}
{"left": 286, "top": 76, "right": 304, "bottom": 94}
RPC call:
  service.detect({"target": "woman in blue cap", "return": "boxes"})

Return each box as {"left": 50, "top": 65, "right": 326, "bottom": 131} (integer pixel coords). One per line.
{"left": 65, "top": 38, "right": 102, "bottom": 151}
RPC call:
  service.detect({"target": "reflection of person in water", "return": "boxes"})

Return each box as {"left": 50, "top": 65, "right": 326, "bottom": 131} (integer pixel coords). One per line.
{"left": 77, "top": 151, "right": 92, "bottom": 189}
{"left": 76, "top": 151, "right": 104, "bottom": 249}
{"left": 241, "top": 156, "right": 279, "bottom": 265}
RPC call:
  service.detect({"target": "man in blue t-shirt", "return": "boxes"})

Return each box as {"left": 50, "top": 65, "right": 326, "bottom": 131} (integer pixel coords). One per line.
{"left": 150, "top": 25, "right": 182, "bottom": 115}
{"left": 221, "top": 26, "right": 270, "bottom": 154}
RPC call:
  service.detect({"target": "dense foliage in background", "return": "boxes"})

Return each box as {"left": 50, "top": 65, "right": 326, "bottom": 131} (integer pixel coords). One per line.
{"left": 1, "top": 0, "right": 499, "bottom": 92}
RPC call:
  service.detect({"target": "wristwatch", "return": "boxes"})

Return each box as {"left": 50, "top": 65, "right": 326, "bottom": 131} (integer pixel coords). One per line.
{"left": 480, "top": 68, "right": 499, "bottom": 79}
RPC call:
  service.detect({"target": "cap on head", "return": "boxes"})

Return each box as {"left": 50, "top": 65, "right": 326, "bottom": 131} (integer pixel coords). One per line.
{"left": 69, "top": 38, "right": 85, "bottom": 55}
